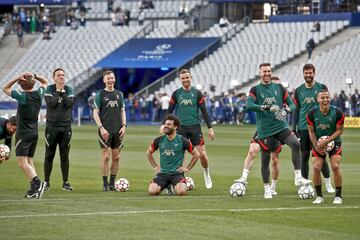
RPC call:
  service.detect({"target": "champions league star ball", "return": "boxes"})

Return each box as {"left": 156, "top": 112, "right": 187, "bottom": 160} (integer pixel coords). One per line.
{"left": 0, "top": 144, "right": 10, "bottom": 159}
{"left": 115, "top": 178, "right": 130, "bottom": 192}
{"left": 317, "top": 136, "right": 335, "bottom": 152}
{"left": 229, "top": 182, "right": 246, "bottom": 197}
{"left": 185, "top": 177, "right": 195, "bottom": 191}
{"left": 298, "top": 185, "right": 315, "bottom": 199}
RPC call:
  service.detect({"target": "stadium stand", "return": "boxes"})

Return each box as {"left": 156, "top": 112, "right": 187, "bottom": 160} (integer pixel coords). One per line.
{"left": 200, "top": 23, "right": 237, "bottom": 37}
{"left": 0, "top": 24, "right": 143, "bottom": 101}
{"left": 158, "top": 20, "right": 349, "bottom": 97}
{"left": 146, "top": 20, "right": 189, "bottom": 38}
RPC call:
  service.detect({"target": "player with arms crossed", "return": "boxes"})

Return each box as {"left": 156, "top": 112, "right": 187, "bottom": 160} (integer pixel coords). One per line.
{"left": 93, "top": 70, "right": 126, "bottom": 191}
{"left": 246, "top": 63, "right": 311, "bottom": 199}
{"left": 293, "top": 64, "right": 334, "bottom": 193}
{"left": 307, "top": 89, "right": 344, "bottom": 204}
{"left": 164, "top": 69, "right": 215, "bottom": 189}
{"left": 147, "top": 114, "right": 200, "bottom": 196}
{"left": 235, "top": 77, "right": 283, "bottom": 195}
{"left": 0, "top": 116, "right": 17, "bottom": 163}
{"left": 2, "top": 72, "right": 48, "bottom": 198}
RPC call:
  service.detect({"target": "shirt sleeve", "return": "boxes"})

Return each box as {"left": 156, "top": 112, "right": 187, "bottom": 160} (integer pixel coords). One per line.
{"left": 94, "top": 92, "right": 101, "bottom": 110}
{"left": 181, "top": 136, "right": 193, "bottom": 153}
{"left": 306, "top": 107, "right": 316, "bottom": 126}
{"left": 335, "top": 107, "right": 345, "bottom": 126}
{"left": 150, "top": 136, "right": 162, "bottom": 153}
{"left": 119, "top": 92, "right": 124, "bottom": 109}
{"left": 66, "top": 86, "right": 75, "bottom": 98}
{"left": 10, "top": 90, "right": 26, "bottom": 105}
{"left": 246, "top": 86, "right": 262, "bottom": 112}
{"left": 37, "top": 87, "right": 46, "bottom": 99}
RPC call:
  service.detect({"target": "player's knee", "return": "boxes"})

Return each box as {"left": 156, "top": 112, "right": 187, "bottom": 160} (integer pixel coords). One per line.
{"left": 174, "top": 184, "right": 186, "bottom": 196}
{"left": 313, "top": 163, "right": 322, "bottom": 172}
{"left": 331, "top": 162, "right": 340, "bottom": 173}
{"left": 148, "top": 184, "right": 160, "bottom": 195}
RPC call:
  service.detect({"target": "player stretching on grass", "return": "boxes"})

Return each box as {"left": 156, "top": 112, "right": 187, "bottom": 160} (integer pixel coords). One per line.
{"left": 246, "top": 63, "right": 311, "bottom": 199}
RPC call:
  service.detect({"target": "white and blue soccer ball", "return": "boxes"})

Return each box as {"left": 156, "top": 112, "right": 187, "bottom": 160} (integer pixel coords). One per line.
{"left": 229, "top": 182, "right": 246, "bottom": 197}
{"left": 115, "top": 178, "right": 130, "bottom": 192}
{"left": 298, "top": 185, "right": 315, "bottom": 199}
{"left": 185, "top": 177, "right": 195, "bottom": 191}
{"left": 317, "top": 136, "right": 335, "bottom": 152}
{"left": 0, "top": 144, "right": 10, "bottom": 158}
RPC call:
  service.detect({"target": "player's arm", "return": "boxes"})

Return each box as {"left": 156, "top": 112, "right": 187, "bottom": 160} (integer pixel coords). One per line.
{"left": 34, "top": 73, "right": 48, "bottom": 89}
{"left": 2, "top": 73, "right": 27, "bottom": 96}
{"left": 61, "top": 86, "right": 75, "bottom": 108}
{"left": 44, "top": 86, "right": 61, "bottom": 107}
{"left": 306, "top": 109, "right": 325, "bottom": 154}
{"left": 291, "top": 88, "right": 300, "bottom": 133}
{"left": 93, "top": 93, "right": 109, "bottom": 141}
{"left": 324, "top": 108, "right": 344, "bottom": 145}
{"left": 147, "top": 137, "right": 161, "bottom": 173}
{"left": 177, "top": 138, "right": 200, "bottom": 173}
{"left": 163, "top": 91, "right": 177, "bottom": 120}
{"left": 197, "top": 90, "right": 215, "bottom": 140}
{"left": 119, "top": 107, "right": 126, "bottom": 137}
{"left": 246, "top": 87, "right": 271, "bottom": 112}
{"left": 280, "top": 84, "right": 296, "bottom": 112}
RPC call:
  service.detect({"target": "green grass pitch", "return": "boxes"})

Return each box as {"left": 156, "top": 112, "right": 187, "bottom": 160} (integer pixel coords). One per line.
{"left": 0, "top": 124, "right": 359, "bottom": 240}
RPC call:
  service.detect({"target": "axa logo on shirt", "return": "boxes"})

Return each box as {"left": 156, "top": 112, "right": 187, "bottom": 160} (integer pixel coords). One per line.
{"left": 302, "top": 97, "right": 316, "bottom": 104}
{"left": 106, "top": 100, "right": 119, "bottom": 108}
{"left": 263, "top": 97, "right": 276, "bottom": 105}
{"left": 162, "top": 149, "right": 175, "bottom": 156}
{"left": 317, "top": 124, "right": 331, "bottom": 130}
{"left": 180, "top": 99, "right": 193, "bottom": 106}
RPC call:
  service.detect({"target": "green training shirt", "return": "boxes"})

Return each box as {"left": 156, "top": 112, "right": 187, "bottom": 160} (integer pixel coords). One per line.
{"left": 150, "top": 134, "right": 193, "bottom": 174}
{"left": 11, "top": 87, "right": 45, "bottom": 141}
{"left": 293, "top": 82, "right": 327, "bottom": 130}
{"left": 246, "top": 82, "right": 295, "bottom": 139}
{"left": 306, "top": 105, "right": 344, "bottom": 143}
{"left": 94, "top": 89, "right": 124, "bottom": 134}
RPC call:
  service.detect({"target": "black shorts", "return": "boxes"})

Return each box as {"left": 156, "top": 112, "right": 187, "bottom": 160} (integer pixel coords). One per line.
{"left": 98, "top": 132, "right": 124, "bottom": 149}
{"left": 152, "top": 172, "right": 186, "bottom": 190}
{"left": 15, "top": 138, "right": 38, "bottom": 157}
{"left": 298, "top": 130, "right": 311, "bottom": 151}
{"left": 177, "top": 124, "right": 204, "bottom": 146}
{"left": 258, "top": 129, "right": 292, "bottom": 152}
{"left": 312, "top": 142, "right": 342, "bottom": 158}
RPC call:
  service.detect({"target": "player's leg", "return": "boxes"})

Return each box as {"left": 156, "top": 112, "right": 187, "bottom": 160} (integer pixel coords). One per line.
{"left": 270, "top": 151, "right": 280, "bottom": 195}
{"left": 43, "top": 126, "right": 57, "bottom": 189}
{"left": 234, "top": 142, "right": 260, "bottom": 185}
{"left": 312, "top": 154, "right": 325, "bottom": 204}
{"left": 109, "top": 134, "right": 123, "bottom": 190}
{"left": 321, "top": 160, "right": 335, "bottom": 193}
{"left": 99, "top": 132, "right": 111, "bottom": 191}
{"left": 148, "top": 182, "right": 162, "bottom": 195}
{"left": 261, "top": 149, "right": 272, "bottom": 199}
{"left": 329, "top": 144, "right": 343, "bottom": 204}
{"left": 59, "top": 126, "right": 73, "bottom": 191}
{"left": 172, "top": 174, "right": 187, "bottom": 196}
{"left": 149, "top": 173, "right": 167, "bottom": 195}
{"left": 278, "top": 129, "right": 311, "bottom": 186}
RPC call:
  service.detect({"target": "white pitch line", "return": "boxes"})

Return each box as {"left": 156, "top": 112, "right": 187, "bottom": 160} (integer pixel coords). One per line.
{"left": 0, "top": 206, "right": 359, "bottom": 219}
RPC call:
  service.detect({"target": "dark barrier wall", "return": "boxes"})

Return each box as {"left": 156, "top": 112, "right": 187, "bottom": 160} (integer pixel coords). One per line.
{"left": 270, "top": 13, "right": 360, "bottom": 26}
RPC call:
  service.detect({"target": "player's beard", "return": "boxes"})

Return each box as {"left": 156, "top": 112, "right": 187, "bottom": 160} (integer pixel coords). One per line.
{"left": 304, "top": 76, "right": 314, "bottom": 84}
{"left": 164, "top": 127, "right": 175, "bottom": 135}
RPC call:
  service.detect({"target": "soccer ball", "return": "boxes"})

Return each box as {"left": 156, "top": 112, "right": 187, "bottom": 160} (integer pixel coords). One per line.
{"left": 115, "top": 178, "right": 130, "bottom": 192}
{"left": 317, "top": 136, "right": 335, "bottom": 152}
{"left": 298, "top": 185, "right": 315, "bottom": 199}
{"left": 229, "top": 182, "right": 246, "bottom": 197}
{"left": 0, "top": 144, "right": 10, "bottom": 159}
{"left": 185, "top": 177, "right": 195, "bottom": 191}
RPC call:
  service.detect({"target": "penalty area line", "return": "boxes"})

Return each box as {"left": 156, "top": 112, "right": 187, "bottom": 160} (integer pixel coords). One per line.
{"left": 0, "top": 206, "right": 359, "bottom": 219}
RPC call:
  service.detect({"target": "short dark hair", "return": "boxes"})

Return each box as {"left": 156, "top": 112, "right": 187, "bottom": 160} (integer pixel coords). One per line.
{"left": 103, "top": 70, "right": 114, "bottom": 77}
{"left": 259, "top": 63, "right": 271, "bottom": 69}
{"left": 303, "top": 64, "right": 315, "bottom": 73}
{"left": 317, "top": 89, "right": 329, "bottom": 96}
{"left": 7, "top": 116, "right": 16, "bottom": 126}
{"left": 53, "top": 68, "right": 65, "bottom": 77}
{"left": 164, "top": 114, "right": 180, "bottom": 129}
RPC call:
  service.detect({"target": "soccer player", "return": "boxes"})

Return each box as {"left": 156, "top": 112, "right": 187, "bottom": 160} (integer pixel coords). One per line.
{"left": 43, "top": 68, "right": 75, "bottom": 191}
{"left": 0, "top": 116, "right": 17, "bottom": 163}
{"left": 2, "top": 72, "right": 48, "bottom": 198}
{"left": 293, "top": 64, "right": 335, "bottom": 193}
{"left": 93, "top": 70, "right": 126, "bottom": 191}
{"left": 147, "top": 114, "right": 200, "bottom": 196}
{"left": 246, "top": 63, "right": 311, "bottom": 199}
{"left": 235, "top": 77, "right": 283, "bottom": 195}
{"left": 164, "top": 69, "right": 215, "bottom": 189}
{"left": 307, "top": 89, "right": 344, "bottom": 204}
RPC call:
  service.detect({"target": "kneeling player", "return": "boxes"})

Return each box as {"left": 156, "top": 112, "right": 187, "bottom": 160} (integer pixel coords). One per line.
{"left": 147, "top": 114, "right": 200, "bottom": 196}
{"left": 307, "top": 89, "right": 344, "bottom": 204}
{"left": 235, "top": 131, "right": 282, "bottom": 195}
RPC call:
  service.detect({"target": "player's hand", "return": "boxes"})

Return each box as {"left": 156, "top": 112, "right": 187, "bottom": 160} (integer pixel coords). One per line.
{"left": 159, "top": 124, "right": 165, "bottom": 134}
{"left": 208, "top": 128, "right": 215, "bottom": 141}
{"left": 315, "top": 145, "right": 326, "bottom": 155}
{"left": 100, "top": 127, "right": 109, "bottom": 141}
{"left": 270, "top": 105, "right": 280, "bottom": 112}
{"left": 0, "top": 156, "right": 7, "bottom": 163}
{"left": 22, "top": 72, "right": 34, "bottom": 78}
{"left": 153, "top": 165, "right": 160, "bottom": 174}
{"left": 176, "top": 166, "right": 189, "bottom": 173}
{"left": 261, "top": 105, "right": 272, "bottom": 111}
{"left": 119, "top": 126, "right": 126, "bottom": 138}
{"left": 317, "top": 139, "right": 328, "bottom": 148}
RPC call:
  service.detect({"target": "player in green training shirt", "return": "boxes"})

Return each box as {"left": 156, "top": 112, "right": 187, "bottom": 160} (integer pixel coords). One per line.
{"left": 307, "top": 89, "right": 344, "bottom": 204}
{"left": 164, "top": 69, "right": 215, "bottom": 189}
{"left": 2, "top": 72, "right": 48, "bottom": 198}
{"left": 147, "top": 114, "right": 200, "bottom": 196}
{"left": 246, "top": 63, "right": 311, "bottom": 199}
{"left": 0, "top": 116, "right": 17, "bottom": 163}
{"left": 293, "top": 64, "right": 334, "bottom": 193}
{"left": 93, "top": 70, "right": 126, "bottom": 191}
{"left": 44, "top": 68, "right": 75, "bottom": 191}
